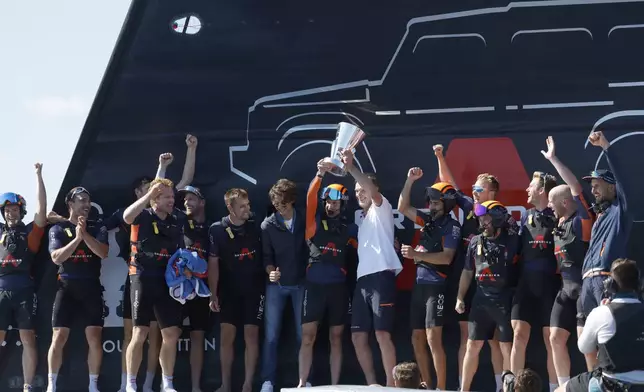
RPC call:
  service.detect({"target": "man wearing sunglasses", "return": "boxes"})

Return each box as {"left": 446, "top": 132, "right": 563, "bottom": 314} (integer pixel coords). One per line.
{"left": 340, "top": 148, "right": 401, "bottom": 387}
{"left": 208, "top": 188, "right": 264, "bottom": 392}
{"left": 398, "top": 167, "right": 461, "bottom": 391}
{"left": 46, "top": 186, "right": 109, "bottom": 392}
{"left": 456, "top": 201, "right": 519, "bottom": 392}
{"left": 123, "top": 178, "right": 185, "bottom": 392}
{"left": 176, "top": 185, "right": 210, "bottom": 392}
{"left": 511, "top": 170, "right": 559, "bottom": 390}
{"left": 297, "top": 159, "right": 358, "bottom": 388}
{"left": 0, "top": 163, "right": 47, "bottom": 392}
{"left": 541, "top": 136, "right": 595, "bottom": 386}
{"left": 434, "top": 145, "right": 511, "bottom": 391}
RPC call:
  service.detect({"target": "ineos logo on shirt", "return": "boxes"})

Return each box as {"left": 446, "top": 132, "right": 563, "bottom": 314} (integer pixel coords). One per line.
{"left": 320, "top": 242, "right": 341, "bottom": 256}
{"left": 236, "top": 248, "right": 255, "bottom": 261}
{"left": 70, "top": 249, "right": 90, "bottom": 263}
{"left": 0, "top": 254, "right": 20, "bottom": 267}
{"left": 530, "top": 234, "right": 551, "bottom": 250}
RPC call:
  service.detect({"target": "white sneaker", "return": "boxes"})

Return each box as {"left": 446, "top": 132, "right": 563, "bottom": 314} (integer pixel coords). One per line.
{"left": 161, "top": 387, "right": 177, "bottom": 392}
{"left": 125, "top": 386, "right": 137, "bottom": 392}
{"left": 306, "top": 382, "right": 312, "bottom": 387}
{"left": 117, "top": 388, "right": 126, "bottom": 392}
{"left": 260, "top": 381, "right": 273, "bottom": 392}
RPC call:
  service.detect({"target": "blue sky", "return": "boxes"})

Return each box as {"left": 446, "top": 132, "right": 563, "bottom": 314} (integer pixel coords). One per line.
{"left": 1, "top": 1, "right": 132, "bottom": 215}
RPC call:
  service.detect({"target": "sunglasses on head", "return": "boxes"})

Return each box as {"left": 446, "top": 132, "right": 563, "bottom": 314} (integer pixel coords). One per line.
{"left": 65, "top": 187, "right": 90, "bottom": 203}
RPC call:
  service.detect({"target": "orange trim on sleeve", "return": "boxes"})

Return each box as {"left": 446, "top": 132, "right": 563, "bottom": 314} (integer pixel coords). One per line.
{"left": 415, "top": 214, "right": 425, "bottom": 227}
{"left": 27, "top": 224, "right": 45, "bottom": 253}
{"left": 577, "top": 194, "right": 594, "bottom": 242}
{"left": 305, "top": 176, "right": 323, "bottom": 240}
{"left": 347, "top": 238, "right": 358, "bottom": 249}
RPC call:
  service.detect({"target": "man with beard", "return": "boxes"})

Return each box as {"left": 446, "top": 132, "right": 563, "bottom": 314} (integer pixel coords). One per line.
{"left": 580, "top": 131, "right": 633, "bottom": 324}
{"left": 297, "top": 159, "right": 358, "bottom": 387}
{"left": 541, "top": 136, "right": 595, "bottom": 386}
{"left": 434, "top": 144, "right": 510, "bottom": 391}
{"left": 176, "top": 185, "right": 210, "bottom": 392}
{"left": 340, "top": 148, "right": 401, "bottom": 387}
{"left": 209, "top": 188, "right": 264, "bottom": 392}
{"left": 0, "top": 164, "right": 47, "bottom": 392}
{"left": 123, "top": 178, "right": 184, "bottom": 392}
{"left": 456, "top": 201, "right": 519, "bottom": 392}
{"left": 398, "top": 167, "right": 461, "bottom": 391}
{"left": 46, "top": 187, "right": 109, "bottom": 392}
{"left": 511, "top": 170, "right": 559, "bottom": 390}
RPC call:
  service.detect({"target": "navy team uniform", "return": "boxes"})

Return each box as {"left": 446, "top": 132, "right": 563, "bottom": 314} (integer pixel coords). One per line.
{"left": 512, "top": 208, "right": 559, "bottom": 327}
{"left": 209, "top": 216, "right": 265, "bottom": 327}
{"left": 450, "top": 191, "right": 519, "bottom": 322}
{"left": 580, "top": 152, "right": 633, "bottom": 317}
{"left": 550, "top": 195, "right": 593, "bottom": 332}
{"left": 178, "top": 210, "right": 211, "bottom": 331}
{"left": 303, "top": 215, "right": 357, "bottom": 327}
{"left": 129, "top": 208, "right": 184, "bottom": 329}
{"left": 49, "top": 220, "right": 109, "bottom": 328}
{"left": 465, "top": 231, "right": 520, "bottom": 342}
{"left": 104, "top": 207, "right": 155, "bottom": 323}
{"left": 411, "top": 212, "right": 460, "bottom": 329}
{"left": 0, "top": 222, "right": 45, "bottom": 330}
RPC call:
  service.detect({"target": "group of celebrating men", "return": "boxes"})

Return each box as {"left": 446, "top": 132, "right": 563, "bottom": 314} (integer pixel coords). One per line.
{"left": 0, "top": 129, "right": 640, "bottom": 392}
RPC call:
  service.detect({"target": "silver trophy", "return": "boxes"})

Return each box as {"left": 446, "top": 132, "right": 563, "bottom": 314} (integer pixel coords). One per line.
{"left": 324, "top": 122, "right": 367, "bottom": 176}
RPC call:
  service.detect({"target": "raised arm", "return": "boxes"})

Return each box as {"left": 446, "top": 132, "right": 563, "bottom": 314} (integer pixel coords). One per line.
{"left": 175, "top": 134, "right": 198, "bottom": 189}
{"left": 341, "top": 148, "right": 383, "bottom": 207}
{"left": 33, "top": 163, "right": 47, "bottom": 228}
{"left": 306, "top": 159, "right": 332, "bottom": 240}
{"left": 433, "top": 144, "right": 458, "bottom": 189}
{"left": 398, "top": 167, "right": 422, "bottom": 222}
{"left": 123, "top": 183, "right": 162, "bottom": 224}
{"left": 589, "top": 131, "right": 632, "bottom": 212}
{"left": 155, "top": 152, "right": 173, "bottom": 179}
{"left": 541, "top": 136, "right": 582, "bottom": 196}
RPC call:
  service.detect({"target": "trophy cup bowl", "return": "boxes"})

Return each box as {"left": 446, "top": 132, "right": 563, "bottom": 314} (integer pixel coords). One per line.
{"left": 324, "top": 122, "right": 366, "bottom": 177}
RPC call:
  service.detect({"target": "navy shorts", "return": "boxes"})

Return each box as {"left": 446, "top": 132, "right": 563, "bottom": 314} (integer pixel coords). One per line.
{"left": 580, "top": 275, "right": 609, "bottom": 319}
{"left": 351, "top": 271, "right": 396, "bottom": 333}
{"left": 469, "top": 290, "right": 513, "bottom": 342}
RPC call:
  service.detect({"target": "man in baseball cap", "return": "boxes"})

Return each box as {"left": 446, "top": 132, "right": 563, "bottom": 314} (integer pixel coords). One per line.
{"left": 579, "top": 131, "right": 634, "bottom": 369}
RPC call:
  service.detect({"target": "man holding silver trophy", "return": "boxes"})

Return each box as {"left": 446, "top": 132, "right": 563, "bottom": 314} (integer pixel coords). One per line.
{"left": 322, "top": 122, "right": 402, "bottom": 387}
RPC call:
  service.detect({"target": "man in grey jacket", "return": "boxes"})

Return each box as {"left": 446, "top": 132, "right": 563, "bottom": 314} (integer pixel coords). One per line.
{"left": 259, "top": 179, "right": 308, "bottom": 392}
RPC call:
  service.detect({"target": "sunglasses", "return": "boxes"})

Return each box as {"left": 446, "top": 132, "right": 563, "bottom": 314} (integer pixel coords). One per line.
{"left": 324, "top": 188, "right": 345, "bottom": 201}
{"left": 181, "top": 185, "right": 204, "bottom": 199}
{"left": 65, "top": 187, "right": 91, "bottom": 203}
{"left": 472, "top": 185, "right": 485, "bottom": 193}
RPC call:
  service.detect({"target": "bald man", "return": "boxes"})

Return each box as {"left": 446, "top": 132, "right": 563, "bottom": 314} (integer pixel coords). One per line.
{"left": 542, "top": 137, "right": 595, "bottom": 388}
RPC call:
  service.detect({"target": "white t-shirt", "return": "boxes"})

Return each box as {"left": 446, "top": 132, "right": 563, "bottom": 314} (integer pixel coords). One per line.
{"left": 356, "top": 195, "right": 402, "bottom": 280}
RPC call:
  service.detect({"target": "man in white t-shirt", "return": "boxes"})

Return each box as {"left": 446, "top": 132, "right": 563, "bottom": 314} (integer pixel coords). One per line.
{"left": 340, "top": 148, "right": 402, "bottom": 387}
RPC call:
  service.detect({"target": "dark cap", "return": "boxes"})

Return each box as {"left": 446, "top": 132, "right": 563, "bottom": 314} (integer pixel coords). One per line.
{"left": 582, "top": 169, "right": 616, "bottom": 185}
{"left": 178, "top": 185, "right": 205, "bottom": 199}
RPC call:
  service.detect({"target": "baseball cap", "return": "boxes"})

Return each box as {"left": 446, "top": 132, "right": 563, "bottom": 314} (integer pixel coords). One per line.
{"left": 582, "top": 169, "right": 616, "bottom": 185}
{"left": 178, "top": 185, "right": 205, "bottom": 199}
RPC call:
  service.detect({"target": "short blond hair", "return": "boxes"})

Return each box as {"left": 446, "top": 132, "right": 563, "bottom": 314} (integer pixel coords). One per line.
{"left": 224, "top": 188, "right": 248, "bottom": 207}
{"left": 150, "top": 177, "right": 174, "bottom": 189}
{"left": 476, "top": 173, "right": 500, "bottom": 192}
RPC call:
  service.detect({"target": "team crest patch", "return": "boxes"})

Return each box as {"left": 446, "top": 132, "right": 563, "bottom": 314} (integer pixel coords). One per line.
{"left": 452, "top": 225, "right": 461, "bottom": 238}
